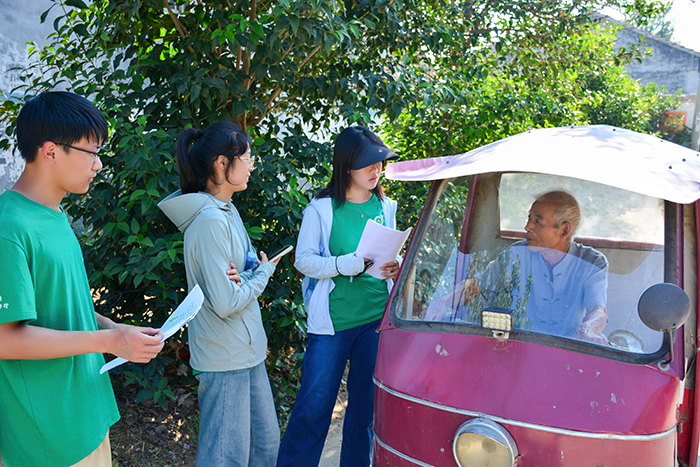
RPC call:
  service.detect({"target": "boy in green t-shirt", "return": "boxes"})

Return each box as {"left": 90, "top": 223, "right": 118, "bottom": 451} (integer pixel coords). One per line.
{"left": 0, "top": 92, "right": 164, "bottom": 467}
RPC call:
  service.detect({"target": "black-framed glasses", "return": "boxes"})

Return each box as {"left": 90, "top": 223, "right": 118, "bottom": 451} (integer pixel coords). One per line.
{"left": 63, "top": 144, "right": 101, "bottom": 163}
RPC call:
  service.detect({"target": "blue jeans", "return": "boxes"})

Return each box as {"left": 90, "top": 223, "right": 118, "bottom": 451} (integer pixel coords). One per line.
{"left": 195, "top": 362, "right": 280, "bottom": 467}
{"left": 277, "top": 320, "right": 381, "bottom": 467}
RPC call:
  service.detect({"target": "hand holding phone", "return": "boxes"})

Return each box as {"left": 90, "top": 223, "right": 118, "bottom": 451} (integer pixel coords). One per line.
{"left": 269, "top": 245, "right": 294, "bottom": 262}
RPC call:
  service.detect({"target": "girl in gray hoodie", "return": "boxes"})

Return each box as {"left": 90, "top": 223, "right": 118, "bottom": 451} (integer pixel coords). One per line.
{"left": 159, "top": 122, "right": 280, "bottom": 467}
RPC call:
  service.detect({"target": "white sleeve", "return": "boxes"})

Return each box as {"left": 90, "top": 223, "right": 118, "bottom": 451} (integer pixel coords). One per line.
{"left": 294, "top": 205, "right": 364, "bottom": 279}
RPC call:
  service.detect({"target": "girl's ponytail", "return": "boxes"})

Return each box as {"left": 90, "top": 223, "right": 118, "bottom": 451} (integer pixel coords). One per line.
{"left": 177, "top": 128, "right": 204, "bottom": 194}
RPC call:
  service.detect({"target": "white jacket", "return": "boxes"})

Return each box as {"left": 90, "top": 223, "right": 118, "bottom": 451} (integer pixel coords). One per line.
{"left": 295, "top": 196, "right": 399, "bottom": 335}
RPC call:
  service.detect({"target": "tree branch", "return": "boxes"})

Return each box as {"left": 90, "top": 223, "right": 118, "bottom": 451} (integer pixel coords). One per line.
{"left": 256, "top": 43, "right": 323, "bottom": 124}
{"left": 163, "top": 0, "right": 195, "bottom": 54}
{"left": 250, "top": 0, "right": 258, "bottom": 21}
{"left": 242, "top": 0, "right": 257, "bottom": 90}
{"left": 279, "top": 43, "right": 295, "bottom": 63}
{"left": 243, "top": 51, "right": 251, "bottom": 88}
{"left": 298, "top": 43, "right": 322, "bottom": 70}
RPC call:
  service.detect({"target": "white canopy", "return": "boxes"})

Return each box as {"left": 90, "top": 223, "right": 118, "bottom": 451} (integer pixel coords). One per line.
{"left": 385, "top": 125, "right": 700, "bottom": 204}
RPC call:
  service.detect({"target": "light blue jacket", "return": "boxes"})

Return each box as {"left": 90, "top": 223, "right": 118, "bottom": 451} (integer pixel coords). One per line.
{"left": 159, "top": 190, "right": 275, "bottom": 371}
{"left": 295, "top": 196, "right": 399, "bottom": 335}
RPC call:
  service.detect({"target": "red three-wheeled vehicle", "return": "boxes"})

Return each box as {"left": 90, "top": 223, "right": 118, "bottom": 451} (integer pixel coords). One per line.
{"left": 373, "top": 125, "right": 700, "bottom": 466}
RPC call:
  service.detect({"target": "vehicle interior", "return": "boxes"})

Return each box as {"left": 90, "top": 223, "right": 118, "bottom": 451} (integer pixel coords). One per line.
{"left": 398, "top": 172, "right": 698, "bottom": 360}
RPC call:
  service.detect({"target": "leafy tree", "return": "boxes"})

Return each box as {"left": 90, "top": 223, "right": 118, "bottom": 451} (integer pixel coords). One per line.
{"left": 381, "top": 19, "right": 685, "bottom": 229}
{"left": 623, "top": 0, "right": 675, "bottom": 39}
{"left": 0, "top": 0, "right": 664, "bottom": 415}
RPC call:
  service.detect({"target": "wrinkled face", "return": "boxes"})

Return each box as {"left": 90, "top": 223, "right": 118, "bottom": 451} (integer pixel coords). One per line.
{"left": 54, "top": 138, "right": 103, "bottom": 194}
{"left": 524, "top": 200, "right": 570, "bottom": 253}
{"left": 349, "top": 161, "right": 382, "bottom": 192}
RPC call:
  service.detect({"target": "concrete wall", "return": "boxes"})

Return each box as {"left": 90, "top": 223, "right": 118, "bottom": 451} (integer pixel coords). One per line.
{"left": 617, "top": 26, "right": 700, "bottom": 95}
{"left": 0, "top": 0, "right": 57, "bottom": 193}
{"left": 0, "top": 29, "right": 26, "bottom": 193}
{"left": 614, "top": 23, "right": 700, "bottom": 149}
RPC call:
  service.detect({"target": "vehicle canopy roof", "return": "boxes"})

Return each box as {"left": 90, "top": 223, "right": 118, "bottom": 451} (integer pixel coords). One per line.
{"left": 385, "top": 125, "right": 700, "bottom": 204}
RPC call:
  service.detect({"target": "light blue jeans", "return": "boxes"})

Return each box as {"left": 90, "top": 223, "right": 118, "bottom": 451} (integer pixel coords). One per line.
{"left": 195, "top": 362, "right": 280, "bottom": 467}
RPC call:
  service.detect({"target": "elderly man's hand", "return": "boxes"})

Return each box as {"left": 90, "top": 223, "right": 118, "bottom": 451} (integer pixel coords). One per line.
{"left": 573, "top": 305, "right": 608, "bottom": 345}
{"left": 423, "top": 278, "right": 480, "bottom": 321}
{"left": 573, "top": 325, "right": 608, "bottom": 345}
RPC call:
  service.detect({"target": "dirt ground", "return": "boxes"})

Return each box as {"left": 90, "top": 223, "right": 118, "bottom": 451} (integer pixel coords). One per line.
{"left": 110, "top": 382, "right": 347, "bottom": 467}
{"left": 109, "top": 385, "right": 199, "bottom": 466}
{"left": 0, "top": 379, "right": 347, "bottom": 467}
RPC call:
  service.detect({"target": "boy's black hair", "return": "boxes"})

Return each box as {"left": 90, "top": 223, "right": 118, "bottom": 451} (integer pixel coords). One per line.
{"left": 16, "top": 91, "right": 109, "bottom": 163}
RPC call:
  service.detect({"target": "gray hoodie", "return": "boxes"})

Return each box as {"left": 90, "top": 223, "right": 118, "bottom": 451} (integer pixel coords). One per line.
{"left": 159, "top": 190, "right": 275, "bottom": 372}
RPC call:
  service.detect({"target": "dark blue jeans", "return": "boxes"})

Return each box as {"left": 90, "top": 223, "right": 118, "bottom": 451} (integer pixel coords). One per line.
{"left": 277, "top": 320, "right": 381, "bottom": 467}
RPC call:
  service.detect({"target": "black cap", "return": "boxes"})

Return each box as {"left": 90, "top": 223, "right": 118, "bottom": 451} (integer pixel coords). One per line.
{"left": 352, "top": 143, "right": 399, "bottom": 170}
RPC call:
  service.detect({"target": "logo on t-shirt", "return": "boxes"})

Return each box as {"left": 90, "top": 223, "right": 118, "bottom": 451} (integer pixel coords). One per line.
{"left": 373, "top": 214, "right": 385, "bottom": 226}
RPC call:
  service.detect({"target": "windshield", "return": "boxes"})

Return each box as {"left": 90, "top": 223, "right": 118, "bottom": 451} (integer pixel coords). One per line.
{"left": 398, "top": 173, "right": 666, "bottom": 355}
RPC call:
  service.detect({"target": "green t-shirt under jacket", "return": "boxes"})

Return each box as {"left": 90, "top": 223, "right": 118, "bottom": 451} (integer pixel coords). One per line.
{"left": 329, "top": 195, "right": 389, "bottom": 331}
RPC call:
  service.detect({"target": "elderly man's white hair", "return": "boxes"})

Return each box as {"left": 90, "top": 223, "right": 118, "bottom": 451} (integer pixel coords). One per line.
{"left": 534, "top": 190, "right": 581, "bottom": 237}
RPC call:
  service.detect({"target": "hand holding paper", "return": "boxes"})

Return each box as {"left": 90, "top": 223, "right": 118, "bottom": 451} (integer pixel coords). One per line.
{"left": 355, "top": 220, "right": 411, "bottom": 280}
{"left": 99, "top": 285, "right": 204, "bottom": 374}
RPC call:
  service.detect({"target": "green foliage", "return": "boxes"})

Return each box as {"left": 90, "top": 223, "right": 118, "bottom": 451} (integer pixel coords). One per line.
{"left": 121, "top": 356, "right": 176, "bottom": 408}
{"left": 464, "top": 251, "right": 533, "bottom": 330}
{"left": 623, "top": 0, "right": 674, "bottom": 39}
{"left": 381, "top": 20, "right": 688, "bottom": 178}
{"left": 269, "top": 350, "right": 304, "bottom": 431}
{"left": 185, "top": 409, "right": 201, "bottom": 440}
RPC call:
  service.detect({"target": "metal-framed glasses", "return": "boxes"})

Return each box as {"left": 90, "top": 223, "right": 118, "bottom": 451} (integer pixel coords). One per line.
{"left": 63, "top": 144, "right": 101, "bottom": 164}
{"left": 239, "top": 156, "right": 256, "bottom": 166}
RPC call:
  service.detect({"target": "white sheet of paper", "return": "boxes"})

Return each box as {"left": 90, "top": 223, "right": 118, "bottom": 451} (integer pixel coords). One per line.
{"left": 354, "top": 220, "right": 411, "bottom": 280}
{"left": 99, "top": 284, "right": 204, "bottom": 374}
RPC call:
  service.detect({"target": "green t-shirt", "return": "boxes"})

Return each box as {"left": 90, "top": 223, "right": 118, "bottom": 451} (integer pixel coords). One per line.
{"left": 0, "top": 191, "right": 119, "bottom": 467}
{"left": 329, "top": 195, "right": 389, "bottom": 331}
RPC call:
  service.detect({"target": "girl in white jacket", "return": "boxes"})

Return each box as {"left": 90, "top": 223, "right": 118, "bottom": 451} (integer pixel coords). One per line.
{"left": 277, "top": 126, "right": 400, "bottom": 467}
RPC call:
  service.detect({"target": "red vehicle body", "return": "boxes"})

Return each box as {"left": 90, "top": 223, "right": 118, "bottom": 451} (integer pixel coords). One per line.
{"left": 373, "top": 126, "right": 700, "bottom": 466}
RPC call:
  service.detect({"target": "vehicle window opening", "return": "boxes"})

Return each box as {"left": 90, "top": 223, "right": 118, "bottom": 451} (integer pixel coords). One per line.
{"left": 397, "top": 173, "right": 670, "bottom": 360}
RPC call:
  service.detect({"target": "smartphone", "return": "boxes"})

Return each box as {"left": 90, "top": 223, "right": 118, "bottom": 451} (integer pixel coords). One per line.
{"left": 269, "top": 245, "right": 294, "bottom": 262}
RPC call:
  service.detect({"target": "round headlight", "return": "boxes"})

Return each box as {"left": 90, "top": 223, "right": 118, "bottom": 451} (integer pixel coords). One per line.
{"left": 453, "top": 418, "right": 518, "bottom": 467}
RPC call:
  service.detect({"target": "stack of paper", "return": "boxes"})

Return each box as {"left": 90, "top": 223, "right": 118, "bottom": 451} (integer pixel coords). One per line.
{"left": 355, "top": 220, "right": 412, "bottom": 279}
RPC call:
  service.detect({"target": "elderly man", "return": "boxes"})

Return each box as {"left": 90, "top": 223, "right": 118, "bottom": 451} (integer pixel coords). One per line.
{"left": 426, "top": 190, "right": 609, "bottom": 343}
{"left": 475, "top": 190, "right": 609, "bottom": 343}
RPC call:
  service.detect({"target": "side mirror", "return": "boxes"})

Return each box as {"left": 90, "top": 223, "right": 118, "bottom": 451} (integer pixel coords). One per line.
{"left": 638, "top": 283, "right": 690, "bottom": 332}
{"left": 638, "top": 283, "right": 690, "bottom": 367}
